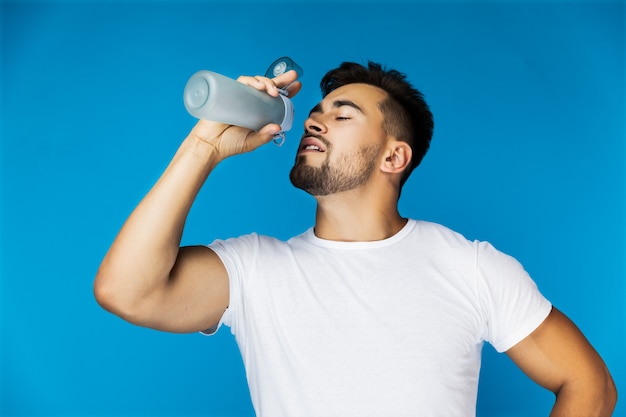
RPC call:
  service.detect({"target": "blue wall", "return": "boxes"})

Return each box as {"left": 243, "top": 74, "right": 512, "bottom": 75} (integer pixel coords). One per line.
{"left": 1, "top": 1, "right": 624, "bottom": 416}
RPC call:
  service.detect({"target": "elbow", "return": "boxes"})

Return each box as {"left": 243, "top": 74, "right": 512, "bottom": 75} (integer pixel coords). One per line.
{"left": 93, "top": 264, "right": 166, "bottom": 329}
{"left": 565, "top": 365, "right": 618, "bottom": 417}
{"left": 602, "top": 367, "right": 618, "bottom": 417}
{"left": 93, "top": 266, "right": 124, "bottom": 315}
{"left": 586, "top": 365, "right": 617, "bottom": 417}
{"left": 552, "top": 362, "right": 618, "bottom": 417}
{"left": 593, "top": 362, "right": 618, "bottom": 416}
{"left": 93, "top": 265, "right": 142, "bottom": 322}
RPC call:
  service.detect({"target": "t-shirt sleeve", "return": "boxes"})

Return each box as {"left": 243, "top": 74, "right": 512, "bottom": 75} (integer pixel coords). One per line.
{"left": 476, "top": 241, "right": 552, "bottom": 352}
{"left": 200, "top": 233, "right": 260, "bottom": 336}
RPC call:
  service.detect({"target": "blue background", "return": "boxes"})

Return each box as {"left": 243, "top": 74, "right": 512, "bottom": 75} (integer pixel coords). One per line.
{"left": 1, "top": 1, "right": 624, "bottom": 416}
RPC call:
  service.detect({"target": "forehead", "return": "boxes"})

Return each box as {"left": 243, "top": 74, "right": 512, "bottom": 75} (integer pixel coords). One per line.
{"left": 321, "top": 83, "right": 389, "bottom": 110}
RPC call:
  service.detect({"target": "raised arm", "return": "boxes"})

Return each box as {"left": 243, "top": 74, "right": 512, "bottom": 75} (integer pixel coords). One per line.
{"left": 94, "top": 70, "right": 301, "bottom": 333}
{"left": 506, "top": 307, "right": 617, "bottom": 417}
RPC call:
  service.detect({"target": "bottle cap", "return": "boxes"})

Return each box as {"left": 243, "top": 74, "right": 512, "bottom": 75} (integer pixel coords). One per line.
{"left": 265, "top": 57, "right": 304, "bottom": 79}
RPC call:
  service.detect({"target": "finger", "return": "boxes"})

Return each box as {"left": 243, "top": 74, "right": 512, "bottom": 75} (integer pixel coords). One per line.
{"left": 236, "top": 75, "right": 266, "bottom": 90}
{"left": 237, "top": 74, "right": 280, "bottom": 96}
{"left": 283, "top": 80, "right": 302, "bottom": 98}
{"left": 255, "top": 75, "right": 280, "bottom": 96}
{"left": 272, "top": 70, "right": 299, "bottom": 89}
{"left": 240, "top": 123, "right": 282, "bottom": 152}
{"left": 258, "top": 123, "right": 282, "bottom": 136}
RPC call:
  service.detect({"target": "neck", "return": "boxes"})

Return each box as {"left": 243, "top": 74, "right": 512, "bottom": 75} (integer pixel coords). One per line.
{"left": 312, "top": 187, "right": 406, "bottom": 242}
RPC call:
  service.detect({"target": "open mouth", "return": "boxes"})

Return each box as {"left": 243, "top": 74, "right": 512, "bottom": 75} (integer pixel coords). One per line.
{"left": 299, "top": 136, "right": 327, "bottom": 153}
{"left": 302, "top": 144, "right": 324, "bottom": 152}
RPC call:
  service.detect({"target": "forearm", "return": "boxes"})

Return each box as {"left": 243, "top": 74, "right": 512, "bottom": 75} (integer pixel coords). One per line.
{"left": 94, "top": 132, "right": 220, "bottom": 315}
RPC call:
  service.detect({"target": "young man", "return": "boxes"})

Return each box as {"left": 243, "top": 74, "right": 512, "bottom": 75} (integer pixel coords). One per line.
{"left": 94, "top": 62, "right": 616, "bottom": 416}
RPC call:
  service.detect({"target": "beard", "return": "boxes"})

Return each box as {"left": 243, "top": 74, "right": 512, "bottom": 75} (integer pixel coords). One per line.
{"left": 289, "top": 144, "right": 381, "bottom": 196}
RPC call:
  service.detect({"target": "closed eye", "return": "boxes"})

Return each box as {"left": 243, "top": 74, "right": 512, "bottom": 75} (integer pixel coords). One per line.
{"left": 336, "top": 116, "right": 351, "bottom": 121}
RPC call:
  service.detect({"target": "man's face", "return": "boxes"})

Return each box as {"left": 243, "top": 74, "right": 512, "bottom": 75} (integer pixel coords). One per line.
{"left": 289, "top": 83, "right": 388, "bottom": 196}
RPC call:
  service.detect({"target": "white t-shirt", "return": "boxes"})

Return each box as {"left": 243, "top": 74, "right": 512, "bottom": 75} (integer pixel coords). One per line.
{"left": 207, "top": 220, "right": 551, "bottom": 417}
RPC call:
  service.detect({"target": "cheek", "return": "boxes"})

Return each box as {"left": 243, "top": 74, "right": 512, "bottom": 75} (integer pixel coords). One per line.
{"left": 335, "top": 125, "right": 379, "bottom": 146}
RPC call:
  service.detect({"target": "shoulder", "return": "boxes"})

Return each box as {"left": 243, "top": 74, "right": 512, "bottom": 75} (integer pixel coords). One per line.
{"left": 209, "top": 232, "right": 283, "bottom": 251}
{"left": 208, "top": 230, "right": 311, "bottom": 257}
{"left": 410, "top": 220, "right": 478, "bottom": 250}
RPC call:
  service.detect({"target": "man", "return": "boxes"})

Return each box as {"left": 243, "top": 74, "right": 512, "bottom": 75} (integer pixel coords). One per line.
{"left": 94, "top": 62, "right": 616, "bottom": 416}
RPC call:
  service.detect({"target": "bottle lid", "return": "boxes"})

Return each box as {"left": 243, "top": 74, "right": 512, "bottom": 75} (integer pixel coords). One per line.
{"left": 265, "top": 57, "right": 304, "bottom": 79}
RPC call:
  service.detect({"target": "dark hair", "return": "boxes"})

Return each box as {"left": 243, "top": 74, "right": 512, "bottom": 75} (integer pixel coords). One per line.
{"left": 320, "top": 61, "right": 434, "bottom": 188}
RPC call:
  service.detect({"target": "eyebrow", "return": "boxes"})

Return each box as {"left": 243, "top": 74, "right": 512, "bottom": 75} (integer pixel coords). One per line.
{"left": 308, "top": 100, "right": 364, "bottom": 116}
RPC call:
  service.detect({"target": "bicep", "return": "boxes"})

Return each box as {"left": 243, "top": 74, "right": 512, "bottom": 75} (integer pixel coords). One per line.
{"left": 506, "top": 307, "right": 612, "bottom": 394}
{"left": 148, "top": 245, "right": 230, "bottom": 333}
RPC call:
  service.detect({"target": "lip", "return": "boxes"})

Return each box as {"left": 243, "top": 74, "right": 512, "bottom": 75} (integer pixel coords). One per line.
{"left": 298, "top": 136, "right": 327, "bottom": 154}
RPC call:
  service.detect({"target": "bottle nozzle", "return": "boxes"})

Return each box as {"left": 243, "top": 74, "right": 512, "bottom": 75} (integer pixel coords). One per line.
{"left": 265, "top": 57, "right": 304, "bottom": 79}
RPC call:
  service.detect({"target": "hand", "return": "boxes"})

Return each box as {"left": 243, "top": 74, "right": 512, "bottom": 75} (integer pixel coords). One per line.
{"left": 189, "top": 70, "right": 302, "bottom": 161}
{"left": 237, "top": 69, "right": 302, "bottom": 100}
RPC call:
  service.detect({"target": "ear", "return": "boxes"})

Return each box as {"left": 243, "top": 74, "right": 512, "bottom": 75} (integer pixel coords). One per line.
{"left": 381, "top": 141, "right": 412, "bottom": 174}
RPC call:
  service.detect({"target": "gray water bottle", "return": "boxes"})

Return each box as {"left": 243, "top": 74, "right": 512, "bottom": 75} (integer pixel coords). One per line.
{"left": 183, "top": 70, "right": 294, "bottom": 132}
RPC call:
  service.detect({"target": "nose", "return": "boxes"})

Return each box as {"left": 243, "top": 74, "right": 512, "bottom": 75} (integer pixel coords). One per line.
{"left": 305, "top": 113, "right": 326, "bottom": 134}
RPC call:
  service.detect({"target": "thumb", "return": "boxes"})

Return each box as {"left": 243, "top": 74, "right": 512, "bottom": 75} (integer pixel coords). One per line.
{"left": 241, "top": 123, "right": 283, "bottom": 152}
{"left": 220, "top": 123, "right": 282, "bottom": 156}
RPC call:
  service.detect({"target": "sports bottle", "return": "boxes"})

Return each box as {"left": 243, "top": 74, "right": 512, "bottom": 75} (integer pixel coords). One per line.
{"left": 183, "top": 57, "right": 302, "bottom": 133}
